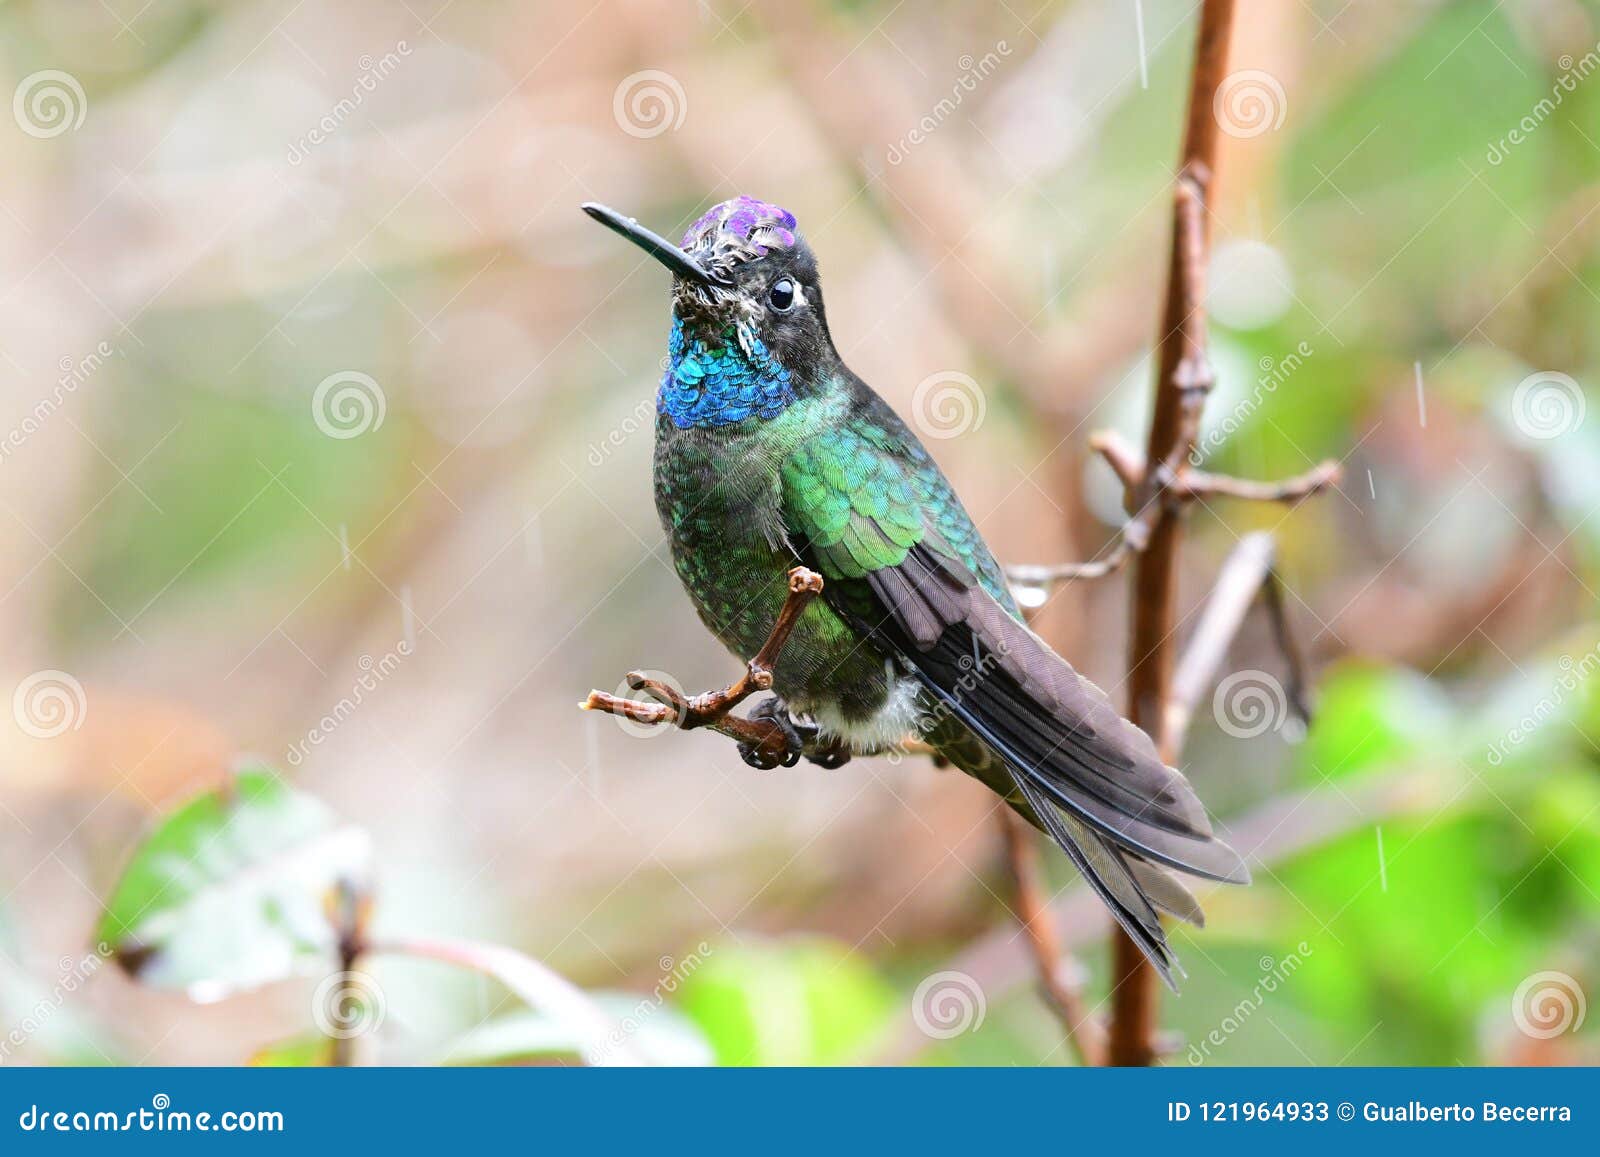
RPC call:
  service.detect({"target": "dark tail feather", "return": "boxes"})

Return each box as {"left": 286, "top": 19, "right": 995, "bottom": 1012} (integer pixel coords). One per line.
{"left": 910, "top": 654, "right": 1250, "bottom": 885}
{"left": 869, "top": 545, "right": 1250, "bottom": 885}
{"left": 1010, "top": 771, "right": 1183, "bottom": 990}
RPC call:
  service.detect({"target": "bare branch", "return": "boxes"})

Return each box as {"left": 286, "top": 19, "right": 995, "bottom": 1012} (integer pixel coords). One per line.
{"left": 1166, "top": 534, "right": 1275, "bottom": 749}
{"left": 1089, "top": 430, "right": 1147, "bottom": 490}
{"left": 1183, "top": 460, "right": 1343, "bottom": 503}
{"left": 998, "top": 810, "right": 1105, "bottom": 1066}
{"left": 582, "top": 567, "right": 826, "bottom": 767}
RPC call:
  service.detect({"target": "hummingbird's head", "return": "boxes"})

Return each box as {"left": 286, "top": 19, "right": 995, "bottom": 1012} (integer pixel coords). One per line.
{"left": 583, "top": 196, "right": 834, "bottom": 381}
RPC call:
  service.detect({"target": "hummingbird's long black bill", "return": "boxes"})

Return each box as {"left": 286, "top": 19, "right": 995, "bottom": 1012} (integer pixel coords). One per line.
{"left": 581, "top": 202, "right": 730, "bottom": 287}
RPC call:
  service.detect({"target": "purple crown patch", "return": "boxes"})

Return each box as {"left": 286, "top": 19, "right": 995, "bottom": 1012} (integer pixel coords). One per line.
{"left": 681, "top": 195, "right": 798, "bottom": 269}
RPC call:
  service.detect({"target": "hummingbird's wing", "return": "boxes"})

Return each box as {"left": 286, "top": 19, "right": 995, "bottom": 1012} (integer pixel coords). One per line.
{"left": 778, "top": 386, "right": 1247, "bottom": 970}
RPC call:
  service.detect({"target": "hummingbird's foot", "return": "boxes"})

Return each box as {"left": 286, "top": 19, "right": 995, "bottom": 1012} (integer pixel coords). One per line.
{"left": 805, "top": 733, "right": 853, "bottom": 769}
{"left": 738, "top": 697, "right": 807, "bottom": 769}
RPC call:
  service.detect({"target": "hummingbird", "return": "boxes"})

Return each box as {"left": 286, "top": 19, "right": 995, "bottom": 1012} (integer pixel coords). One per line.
{"left": 583, "top": 195, "right": 1248, "bottom": 984}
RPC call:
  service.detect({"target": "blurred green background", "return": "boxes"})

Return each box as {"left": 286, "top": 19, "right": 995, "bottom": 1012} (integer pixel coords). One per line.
{"left": 1, "top": 0, "right": 1597, "bottom": 1066}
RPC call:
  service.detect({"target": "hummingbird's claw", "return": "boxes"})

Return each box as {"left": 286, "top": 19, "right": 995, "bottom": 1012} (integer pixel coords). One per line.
{"left": 805, "top": 740, "right": 853, "bottom": 770}
{"left": 739, "top": 698, "right": 810, "bottom": 769}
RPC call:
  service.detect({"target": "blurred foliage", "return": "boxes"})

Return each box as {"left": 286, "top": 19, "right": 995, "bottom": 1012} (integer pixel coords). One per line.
{"left": 2, "top": 0, "right": 1599, "bottom": 1068}
{"left": 674, "top": 938, "right": 895, "bottom": 1066}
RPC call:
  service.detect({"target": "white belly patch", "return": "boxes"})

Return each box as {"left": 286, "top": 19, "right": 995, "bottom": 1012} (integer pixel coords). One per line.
{"left": 809, "top": 674, "right": 926, "bottom": 753}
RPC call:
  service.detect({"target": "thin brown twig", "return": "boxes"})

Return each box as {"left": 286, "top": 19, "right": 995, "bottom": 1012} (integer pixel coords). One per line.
{"left": 581, "top": 567, "right": 826, "bottom": 766}
{"left": 1004, "top": 443, "right": 1341, "bottom": 589}
{"left": 998, "top": 809, "right": 1106, "bottom": 1066}
{"left": 1182, "top": 461, "right": 1343, "bottom": 503}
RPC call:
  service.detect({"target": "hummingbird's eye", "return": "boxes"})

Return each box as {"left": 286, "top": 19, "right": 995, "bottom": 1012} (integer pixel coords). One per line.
{"left": 768, "top": 278, "right": 796, "bottom": 312}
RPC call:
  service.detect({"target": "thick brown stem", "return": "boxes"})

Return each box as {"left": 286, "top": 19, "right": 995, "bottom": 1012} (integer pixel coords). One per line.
{"left": 1110, "top": 0, "right": 1237, "bottom": 1069}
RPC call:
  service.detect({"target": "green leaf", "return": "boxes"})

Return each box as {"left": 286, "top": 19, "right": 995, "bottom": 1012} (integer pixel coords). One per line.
{"left": 439, "top": 997, "right": 713, "bottom": 1067}
{"left": 674, "top": 938, "right": 894, "bottom": 1066}
{"left": 96, "top": 765, "right": 372, "bottom": 1000}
